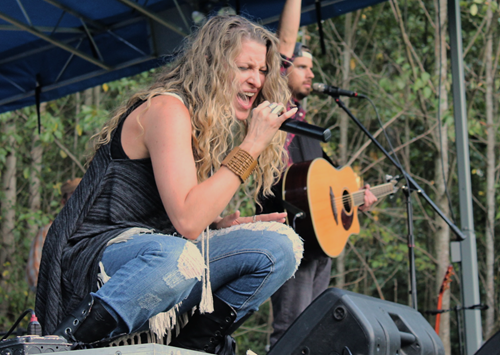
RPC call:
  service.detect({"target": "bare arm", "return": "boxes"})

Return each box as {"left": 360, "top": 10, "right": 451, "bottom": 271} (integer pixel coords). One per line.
{"left": 277, "top": 0, "right": 302, "bottom": 58}
{"left": 140, "top": 96, "right": 297, "bottom": 239}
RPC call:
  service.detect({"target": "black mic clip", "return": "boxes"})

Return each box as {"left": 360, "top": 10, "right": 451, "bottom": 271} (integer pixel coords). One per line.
{"left": 280, "top": 118, "right": 331, "bottom": 142}
{"left": 386, "top": 174, "right": 403, "bottom": 183}
{"left": 312, "top": 83, "right": 366, "bottom": 99}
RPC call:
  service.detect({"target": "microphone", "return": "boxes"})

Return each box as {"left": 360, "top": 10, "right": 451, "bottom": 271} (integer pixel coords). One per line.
{"left": 312, "top": 83, "right": 364, "bottom": 98}
{"left": 280, "top": 118, "right": 331, "bottom": 142}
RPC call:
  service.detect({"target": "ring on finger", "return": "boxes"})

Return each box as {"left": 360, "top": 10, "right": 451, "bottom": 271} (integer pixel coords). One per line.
{"left": 268, "top": 103, "right": 278, "bottom": 110}
{"left": 252, "top": 215, "right": 257, "bottom": 223}
{"left": 270, "top": 104, "right": 284, "bottom": 115}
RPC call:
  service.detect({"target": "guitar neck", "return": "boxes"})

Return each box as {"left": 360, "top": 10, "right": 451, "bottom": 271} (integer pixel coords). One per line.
{"left": 352, "top": 182, "right": 396, "bottom": 207}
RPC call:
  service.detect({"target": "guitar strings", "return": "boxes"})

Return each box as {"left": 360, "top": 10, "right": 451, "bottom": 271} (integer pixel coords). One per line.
{"left": 329, "top": 185, "right": 393, "bottom": 207}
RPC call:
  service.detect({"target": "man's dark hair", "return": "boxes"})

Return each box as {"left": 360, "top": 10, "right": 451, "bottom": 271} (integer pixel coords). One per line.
{"left": 293, "top": 42, "right": 312, "bottom": 58}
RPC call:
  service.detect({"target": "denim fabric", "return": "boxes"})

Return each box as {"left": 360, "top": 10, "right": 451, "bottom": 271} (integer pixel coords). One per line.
{"left": 93, "top": 222, "right": 302, "bottom": 335}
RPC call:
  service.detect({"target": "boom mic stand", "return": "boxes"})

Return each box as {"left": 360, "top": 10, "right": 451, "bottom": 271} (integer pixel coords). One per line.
{"left": 332, "top": 96, "right": 466, "bottom": 310}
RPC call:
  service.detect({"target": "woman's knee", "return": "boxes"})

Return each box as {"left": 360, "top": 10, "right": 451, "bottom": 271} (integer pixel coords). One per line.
{"left": 175, "top": 239, "right": 205, "bottom": 282}
{"left": 113, "top": 235, "right": 206, "bottom": 285}
{"left": 211, "top": 222, "right": 303, "bottom": 274}
{"left": 151, "top": 236, "right": 205, "bottom": 282}
{"left": 261, "top": 223, "right": 304, "bottom": 276}
{"left": 227, "top": 222, "right": 303, "bottom": 279}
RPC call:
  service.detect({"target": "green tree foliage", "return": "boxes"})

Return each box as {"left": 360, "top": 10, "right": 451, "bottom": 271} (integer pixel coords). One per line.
{"left": 1, "top": 2, "right": 500, "bottom": 354}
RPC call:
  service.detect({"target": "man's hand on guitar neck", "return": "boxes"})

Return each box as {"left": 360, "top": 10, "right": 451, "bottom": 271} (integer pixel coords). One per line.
{"left": 358, "top": 184, "right": 377, "bottom": 212}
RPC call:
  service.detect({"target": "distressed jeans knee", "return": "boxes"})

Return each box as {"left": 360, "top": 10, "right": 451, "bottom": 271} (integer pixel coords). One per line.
{"left": 93, "top": 233, "right": 204, "bottom": 334}
{"left": 178, "top": 222, "right": 304, "bottom": 321}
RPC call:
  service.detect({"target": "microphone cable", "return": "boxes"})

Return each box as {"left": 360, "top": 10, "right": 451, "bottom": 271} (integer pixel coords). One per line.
{"left": 0, "top": 309, "right": 33, "bottom": 340}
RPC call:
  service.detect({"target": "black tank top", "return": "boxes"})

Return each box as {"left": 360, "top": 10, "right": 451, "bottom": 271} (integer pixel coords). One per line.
{"left": 37, "top": 99, "right": 178, "bottom": 334}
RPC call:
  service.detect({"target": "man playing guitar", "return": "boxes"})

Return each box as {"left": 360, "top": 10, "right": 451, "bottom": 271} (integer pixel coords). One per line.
{"left": 257, "top": 0, "right": 378, "bottom": 348}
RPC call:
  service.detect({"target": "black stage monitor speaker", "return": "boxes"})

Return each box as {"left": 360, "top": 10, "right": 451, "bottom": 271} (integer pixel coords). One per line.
{"left": 268, "top": 288, "right": 445, "bottom": 355}
{"left": 475, "top": 329, "right": 500, "bottom": 355}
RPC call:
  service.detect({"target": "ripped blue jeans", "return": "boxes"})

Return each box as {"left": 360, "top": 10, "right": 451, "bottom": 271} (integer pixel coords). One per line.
{"left": 92, "top": 222, "right": 303, "bottom": 335}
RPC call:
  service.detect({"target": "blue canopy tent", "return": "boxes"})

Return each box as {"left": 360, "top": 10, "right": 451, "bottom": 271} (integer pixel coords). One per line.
{"left": 0, "top": 1, "right": 483, "bottom": 353}
{"left": 0, "top": 0, "right": 385, "bottom": 114}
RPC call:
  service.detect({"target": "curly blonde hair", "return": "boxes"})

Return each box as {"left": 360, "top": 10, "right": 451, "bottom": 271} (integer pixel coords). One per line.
{"left": 93, "top": 15, "right": 290, "bottom": 201}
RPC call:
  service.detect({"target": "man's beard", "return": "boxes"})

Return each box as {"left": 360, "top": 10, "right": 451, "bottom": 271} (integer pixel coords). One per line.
{"left": 293, "top": 88, "right": 310, "bottom": 101}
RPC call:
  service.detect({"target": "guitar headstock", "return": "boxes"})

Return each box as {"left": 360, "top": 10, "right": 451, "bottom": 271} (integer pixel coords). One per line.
{"left": 385, "top": 175, "right": 400, "bottom": 195}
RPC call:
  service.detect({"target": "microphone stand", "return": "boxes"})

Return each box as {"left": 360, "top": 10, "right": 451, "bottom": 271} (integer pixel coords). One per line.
{"left": 332, "top": 96, "right": 466, "bottom": 310}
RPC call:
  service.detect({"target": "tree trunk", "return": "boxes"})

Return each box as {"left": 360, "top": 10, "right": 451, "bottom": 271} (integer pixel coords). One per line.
{"left": 93, "top": 85, "right": 101, "bottom": 109}
{"left": 72, "top": 92, "right": 81, "bottom": 179}
{"left": 336, "top": 12, "right": 353, "bottom": 289}
{"left": 433, "top": 1, "right": 451, "bottom": 352}
{"left": 0, "top": 114, "right": 17, "bottom": 294}
{"left": 483, "top": 3, "right": 496, "bottom": 338}
{"left": 27, "top": 104, "right": 44, "bottom": 243}
{"left": 339, "top": 12, "right": 352, "bottom": 167}
{"left": 28, "top": 103, "right": 47, "bottom": 240}
{"left": 83, "top": 87, "right": 93, "bottom": 106}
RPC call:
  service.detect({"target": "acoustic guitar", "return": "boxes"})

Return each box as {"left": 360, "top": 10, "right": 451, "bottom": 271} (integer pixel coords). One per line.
{"left": 282, "top": 158, "right": 398, "bottom": 257}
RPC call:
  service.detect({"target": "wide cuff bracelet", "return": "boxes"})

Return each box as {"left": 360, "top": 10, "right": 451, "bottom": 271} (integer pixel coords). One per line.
{"left": 221, "top": 147, "right": 258, "bottom": 183}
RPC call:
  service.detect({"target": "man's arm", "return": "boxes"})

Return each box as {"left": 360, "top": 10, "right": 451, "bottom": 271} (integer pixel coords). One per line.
{"left": 277, "top": 0, "right": 302, "bottom": 58}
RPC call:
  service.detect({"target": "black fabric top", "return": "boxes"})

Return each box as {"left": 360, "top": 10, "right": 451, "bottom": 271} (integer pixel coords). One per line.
{"left": 287, "top": 133, "right": 323, "bottom": 164}
{"left": 111, "top": 112, "right": 129, "bottom": 160}
{"left": 35, "top": 102, "right": 177, "bottom": 334}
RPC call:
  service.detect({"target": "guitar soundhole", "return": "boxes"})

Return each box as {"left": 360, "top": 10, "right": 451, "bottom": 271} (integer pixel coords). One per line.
{"left": 342, "top": 190, "right": 352, "bottom": 213}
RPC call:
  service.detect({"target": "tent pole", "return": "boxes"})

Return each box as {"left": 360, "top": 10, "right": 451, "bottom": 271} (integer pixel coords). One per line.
{"left": 447, "top": 1, "right": 482, "bottom": 353}
{"left": 314, "top": 0, "right": 326, "bottom": 55}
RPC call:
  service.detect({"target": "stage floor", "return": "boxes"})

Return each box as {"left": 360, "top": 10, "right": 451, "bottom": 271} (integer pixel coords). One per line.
{"left": 54, "top": 343, "right": 205, "bottom": 355}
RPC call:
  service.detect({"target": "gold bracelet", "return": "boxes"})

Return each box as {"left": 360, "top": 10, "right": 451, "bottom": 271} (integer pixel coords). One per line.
{"left": 221, "top": 147, "right": 258, "bottom": 183}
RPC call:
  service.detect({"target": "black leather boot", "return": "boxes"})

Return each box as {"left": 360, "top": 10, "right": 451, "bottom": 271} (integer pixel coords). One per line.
{"left": 169, "top": 296, "right": 238, "bottom": 354}
{"left": 53, "top": 294, "right": 117, "bottom": 344}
